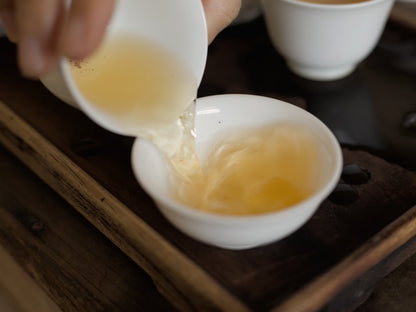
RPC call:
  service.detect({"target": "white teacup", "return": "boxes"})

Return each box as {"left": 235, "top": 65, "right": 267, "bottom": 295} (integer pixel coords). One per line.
{"left": 39, "top": 1, "right": 343, "bottom": 250}
{"left": 260, "top": 0, "right": 395, "bottom": 81}
{"left": 40, "top": 0, "right": 207, "bottom": 135}
{"left": 132, "top": 94, "right": 343, "bottom": 250}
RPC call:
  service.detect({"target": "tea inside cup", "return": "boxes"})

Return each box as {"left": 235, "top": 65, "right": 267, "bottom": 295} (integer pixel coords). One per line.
{"left": 132, "top": 94, "right": 342, "bottom": 249}
{"left": 41, "top": 0, "right": 207, "bottom": 137}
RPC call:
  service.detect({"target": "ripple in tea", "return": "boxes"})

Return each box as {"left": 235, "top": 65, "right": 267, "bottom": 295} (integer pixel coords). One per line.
{"left": 172, "top": 123, "right": 323, "bottom": 216}
{"left": 70, "top": 34, "right": 324, "bottom": 217}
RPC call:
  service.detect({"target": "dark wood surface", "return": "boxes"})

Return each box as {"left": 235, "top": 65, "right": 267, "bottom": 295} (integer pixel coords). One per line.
{"left": 0, "top": 16, "right": 416, "bottom": 312}
{"left": 0, "top": 145, "right": 174, "bottom": 312}
{"left": 0, "top": 229, "right": 62, "bottom": 312}
{"left": 1, "top": 142, "right": 416, "bottom": 312}
{"left": 390, "top": 2, "right": 416, "bottom": 31}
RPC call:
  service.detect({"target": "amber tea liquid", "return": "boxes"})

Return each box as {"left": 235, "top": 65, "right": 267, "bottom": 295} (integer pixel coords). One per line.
{"left": 70, "top": 33, "right": 198, "bottom": 134}
{"left": 71, "top": 34, "right": 323, "bottom": 216}
{"left": 172, "top": 123, "right": 323, "bottom": 216}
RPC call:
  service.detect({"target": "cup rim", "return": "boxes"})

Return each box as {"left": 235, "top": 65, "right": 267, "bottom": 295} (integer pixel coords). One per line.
{"left": 280, "top": 0, "right": 392, "bottom": 10}
{"left": 59, "top": 0, "right": 208, "bottom": 137}
{"left": 131, "top": 94, "right": 343, "bottom": 225}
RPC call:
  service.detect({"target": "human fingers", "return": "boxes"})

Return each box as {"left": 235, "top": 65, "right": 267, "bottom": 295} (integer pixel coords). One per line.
{"left": 15, "top": 0, "right": 64, "bottom": 77}
{"left": 61, "top": 0, "right": 115, "bottom": 60}
{"left": 0, "top": 0, "right": 18, "bottom": 42}
{"left": 202, "top": 0, "right": 241, "bottom": 43}
{"left": 0, "top": 0, "right": 10, "bottom": 9}
{"left": 0, "top": 6, "right": 18, "bottom": 42}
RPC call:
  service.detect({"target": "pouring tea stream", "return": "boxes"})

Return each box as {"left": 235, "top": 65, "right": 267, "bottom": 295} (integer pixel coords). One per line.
{"left": 40, "top": 0, "right": 343, "bottom": 249}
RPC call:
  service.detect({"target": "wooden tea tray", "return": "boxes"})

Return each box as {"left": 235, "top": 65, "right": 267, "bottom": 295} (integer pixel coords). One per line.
{"left": 391, "top": 2, "right": 416, "bottom": 31}
{"left": 1, "top": 20, "right": 416, "bottom": 311}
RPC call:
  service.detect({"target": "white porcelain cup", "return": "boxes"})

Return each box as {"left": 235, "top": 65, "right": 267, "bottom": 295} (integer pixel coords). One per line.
{"left": 40, "top": 1, "right": 343, "bottom": 250}
{"left": 260, "top": 0, "right": 395, "bottom": 81}
{"left": 132, "top": 94, "right": 343, "bottom": 250}
{"left": 40, "top": 0, "right": 207, "bottom": 136}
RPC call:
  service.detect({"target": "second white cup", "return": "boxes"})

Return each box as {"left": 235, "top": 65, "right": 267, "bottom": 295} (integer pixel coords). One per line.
{"left": 260, "top": 0, "right": 394, "bottom": 81}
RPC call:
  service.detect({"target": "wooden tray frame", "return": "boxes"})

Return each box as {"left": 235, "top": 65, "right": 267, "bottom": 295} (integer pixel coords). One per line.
{"left": 1, "top": 101, "right": 416, "bottom": 311}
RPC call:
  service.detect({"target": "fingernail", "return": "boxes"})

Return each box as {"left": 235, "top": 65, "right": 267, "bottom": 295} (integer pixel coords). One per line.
{"left": 18, "top": 37, "right": 45, "bottom": 78}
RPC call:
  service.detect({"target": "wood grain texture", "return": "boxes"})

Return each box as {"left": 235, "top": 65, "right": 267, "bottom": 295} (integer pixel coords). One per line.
{"left": 272, "top": 205, "right": 416, "bottom": 312}
{"left": 390, "top": 3, "right": 416, "bottom": 31}
{"left": 355, "top": 237, "right": 416, "bottom": 312}
{"left": 0, "top": 146, "right": 174, "bottom": 312}
{"left": 329, "top": 235, "right": 416, "bottom": 312}
{"left": 1, "top": 20, "right": 416, "bottom": 311}
{"left": 0, "top": 101, "right": 249, "bottom": 312}
{"left": 0, "top": 244, "right": 62, "bottom": 312}
{"left": 1, "top": 98, "right": 416, "bottom": 311}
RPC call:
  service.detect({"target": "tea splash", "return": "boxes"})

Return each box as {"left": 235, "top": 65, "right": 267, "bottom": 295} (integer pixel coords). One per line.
{"left": 70, "top": 33, "right": 322, "bottom": 216}
{"left": 172, "top": 123, "right": 322, "bottom": 215}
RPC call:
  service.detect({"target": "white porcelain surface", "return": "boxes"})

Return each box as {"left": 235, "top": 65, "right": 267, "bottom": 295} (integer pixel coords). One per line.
{"left": 131, "top": 94, "right": 343, "bottom": 250}
{"left": 260, "top": 0, "right": 394, "bottom": 81}
{"left": 40, "top": 0, "right": 207, "bottom": 136}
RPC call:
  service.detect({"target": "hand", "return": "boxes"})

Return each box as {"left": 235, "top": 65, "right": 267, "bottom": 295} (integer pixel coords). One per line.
{"left": 203, "top": 0, "right": 241, "bottom": 43}
{"left": 0, "top": 0, "right": 241, "bottom": 78}
{"left": 0, "top": 0, "right": 116, "bottom": 78}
